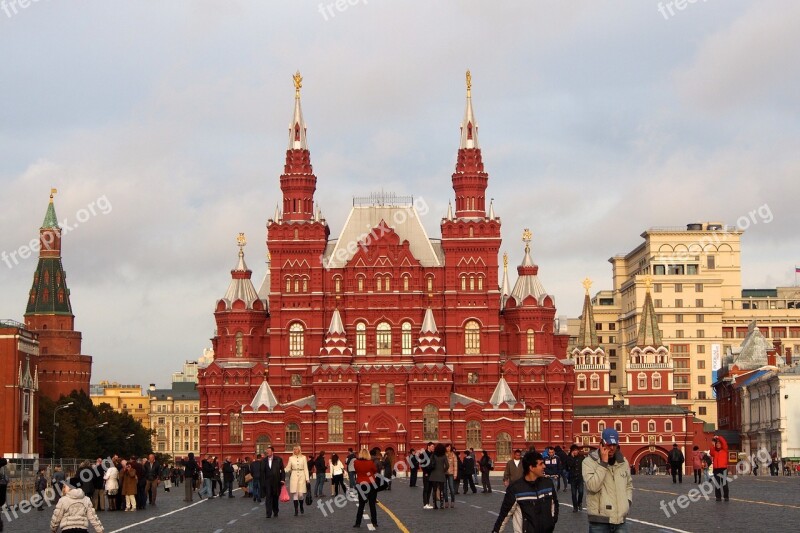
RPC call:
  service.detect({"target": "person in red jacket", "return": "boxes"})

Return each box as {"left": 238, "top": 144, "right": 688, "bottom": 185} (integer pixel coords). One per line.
{"left": 352, "top": 449, "right": 379, "bottom": 528}
{"left": 709, "top": 436, "right": 729, "bottom": 501}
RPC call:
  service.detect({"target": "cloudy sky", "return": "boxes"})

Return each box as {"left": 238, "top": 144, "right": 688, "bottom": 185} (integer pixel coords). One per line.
{"left": 1, "top": 1, "right": 798, "bottom": 388}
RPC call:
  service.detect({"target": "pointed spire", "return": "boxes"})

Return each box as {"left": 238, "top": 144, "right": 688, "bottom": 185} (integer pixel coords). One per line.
{"left": 636, "top": 276, "right": 662, "bottom": 347}
{"left": 220, "top": 234, "right": 260, "bottom": 309}
{"left": 576, "top": 278, "right": 599, "bottom": 348}
{"left": 327, "top": 308, "right": 345, "bottom": 335}
{"left": 446, "top": 201, "right": 453, "bottom": 221}
{"left": 414, "top": 308, "right": 446, "bottom": 360}
{"left": 42, "top": 188, "right": 59, "bottom": 228}
{"left": 421, "top": 307, "right": 438, "bottom": 334}
{"left": 488, "top": 198, "right": 495, "bottom": 220}
{"left": 509, "top": 229, "right": 550, "bottom": 306}
{"left": 273, "top": 203, "right": 281, "bottom": 223}
{"left": 521, "top": 228, "right": 534, "bottom": 266}
{"left": 320, "top": 308, "right": 352, "bottom": 363}
{"left": 288, "top": 70, "right": 308, "bottom": 150}
{"left": 460, "top": 70, "right": 479, "bottom": 149}
{"left": 489, "top": 375, "right": 517, "bottom": 408}
{"left": 250, "top": 379, "right": 279, "bottom": 412}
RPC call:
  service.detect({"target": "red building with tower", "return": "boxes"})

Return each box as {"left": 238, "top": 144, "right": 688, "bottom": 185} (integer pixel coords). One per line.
{"left": 197, "top": 72, "right": 574, "bottom": 462}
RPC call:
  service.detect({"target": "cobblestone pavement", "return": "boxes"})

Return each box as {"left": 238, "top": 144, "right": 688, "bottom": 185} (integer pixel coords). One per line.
{"left": 4, "top": 473, "right": 799, "bottom": 532}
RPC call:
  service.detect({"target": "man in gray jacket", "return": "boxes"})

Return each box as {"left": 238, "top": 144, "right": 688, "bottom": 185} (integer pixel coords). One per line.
{"left": 583, "top": 428, "right": 632, "bottom": 532}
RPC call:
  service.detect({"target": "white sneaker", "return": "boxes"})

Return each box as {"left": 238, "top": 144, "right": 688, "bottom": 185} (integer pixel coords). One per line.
{"left": 423, "top": 504, "right": 433, "bottom": 509}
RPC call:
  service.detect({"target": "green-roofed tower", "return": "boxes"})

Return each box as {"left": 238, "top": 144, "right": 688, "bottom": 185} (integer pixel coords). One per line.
{"left": 23, "top": 190, "right": 92, "bottom": 401}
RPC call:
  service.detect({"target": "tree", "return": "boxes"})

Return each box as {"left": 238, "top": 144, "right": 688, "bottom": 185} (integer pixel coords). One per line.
{"left": 40, "top": 390, "right": 153, "bottom": 459}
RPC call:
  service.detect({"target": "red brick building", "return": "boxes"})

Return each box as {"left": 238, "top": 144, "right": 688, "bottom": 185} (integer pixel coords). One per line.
{"left": 0, "top": 319, "right": 39, "bottom": 458}
{"left": 197, "top": 73, "right": 573, "bottom": 462}
{"left": 23, "top": 192, "right": 92, "bottom": 401}
{"left": 572, "top": 281, "right": 711, "bottom": 472}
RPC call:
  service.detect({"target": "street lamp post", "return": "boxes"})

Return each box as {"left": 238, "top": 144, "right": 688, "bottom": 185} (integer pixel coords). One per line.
{"left": 52, "top": 401, "right": 74, "bottom": 464}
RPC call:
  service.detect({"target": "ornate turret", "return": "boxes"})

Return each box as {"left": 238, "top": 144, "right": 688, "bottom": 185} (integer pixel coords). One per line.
{"left": 509, "top": 229, "right": 553, "bottom": 307}
{"left": 575, "top": 278, "right": 599, "bottom": 350}
{"left": 636, "top": 277, "right": 662, "bottom": 348}
{"left": 489, "top": 373, "right": 518, "bottom": 409}
{"left": 26, "top": 189, "right": 72, "bottom": 317}
{"left": 218, "top": 234, "right": 261, "bottom": 310}
{"left": 414, "top": 308, "right": 446, "bottom": 362}
{"left": 280, "top": 71, "right": 317, "bottom": 222}
{"left": 320, "top": 308, "right": 353, "bottom": 364}
{"left": 500, "top": 252, "right": 511, "bottom": 309}
{"left": 571, "top": 279, "right": 611, "bottom": 405}
{"left": 452, "top": 70, "right": 489, "bottom": 219}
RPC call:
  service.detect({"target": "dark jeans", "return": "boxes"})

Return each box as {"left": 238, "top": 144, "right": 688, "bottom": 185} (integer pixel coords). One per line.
{"left": 348, "top": 470, "right": 357, "bottom": 489}
{"left": 422, "top": 476, "right": 432, "bottom": 505}
{"left": 481, "top": 470, "right": 492, "bottom": 492}
{"left": 694, "top": 468, "right": 703, "bottom": 483}
{"left": 462, "top": 473, "right": 476, "bottom": 493}
{"left": 713, "top": 469, "right": 729, "bottom": 500}
{"left": 589, "top": 523, "right": 628, "bottom": 533}
{"left": 410, "top": 468, "right": 418, "bottom": 487}
{"left": 671, "top": 463, "right": 683, "bottom": 483}
{"left": 251, "top": 478, "right": 261, "bottom": 502}
{"left": 314, "top": 473, "right": 325, "bottom": 496}
{"left": 354, "top": 486, "right": 377, "bottom": 526}
{"left": 570, "top": 480, "right": 584, "bottom": 510}
{"left": 222, "top": 480, "right": 233, "bottom": 496}
{"left": 265, "top": 486, "right": 279, "bottom": 516}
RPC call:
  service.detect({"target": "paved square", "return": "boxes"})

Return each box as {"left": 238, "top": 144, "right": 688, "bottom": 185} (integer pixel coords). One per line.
{"left": 6, "top": 473, "right": 799, "bottom": 532}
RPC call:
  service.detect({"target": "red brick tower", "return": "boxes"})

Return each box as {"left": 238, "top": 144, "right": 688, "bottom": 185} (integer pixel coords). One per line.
{"left": 24, "top": 191, "right": 92, "bottom": 400}
{"left": 571, "top": 279, "right": 612, "bottom": 406}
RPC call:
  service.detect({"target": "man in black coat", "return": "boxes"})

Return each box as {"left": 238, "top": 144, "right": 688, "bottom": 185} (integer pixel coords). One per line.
{"left": 249, "top": 454, "right": 263, "bottom": 503}
{"left": 221, "top": 457, "right": 235, "bottom": 497}
{"left": 260, "top": 446, "right": 286, "bottom": 518}
{"left": 461, "top": 450, "right": 477, "bottom": 494}
{"left": 669, "top": 443, "right": 685, "bottom": 484}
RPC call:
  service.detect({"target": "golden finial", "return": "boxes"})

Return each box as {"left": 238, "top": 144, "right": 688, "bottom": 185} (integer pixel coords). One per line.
{"left": 293, "top": 70, "right": 303, "bottom": 98}
{"left": 583, "top": 278, "right": 592, "bottom": 294}
{"left": 236, "top": 232, "right": 247, "bottom": 248}
{"left": 503, "top": 251, "right": 508, "bottom": 270}
{"left": 644, "top": 274, "right": 652, "bottom": 290}
{"left": 522, "top": 228, "right": 532, "bottom": 243}
{"left": 267, "top": 250, "right": 272, "bottom": 262}
{"left": 50, "top": 188, "right": 57, "bottom": 201}
{"left": 466, "top": 69, "right": 472, "bottom": 97}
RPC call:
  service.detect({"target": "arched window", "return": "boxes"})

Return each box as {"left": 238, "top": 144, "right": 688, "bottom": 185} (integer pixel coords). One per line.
{"left": 285, "top": 423, "right": 300, "bottom": 448}
{"left": 652, "top": 373, "right": 662, "bottom": 389}
{"left": 376, "top": 322, "right": 391, "bottom": 356}
{"left": 525, "top": 407, "right": 541, "bottom": 441}
{"left": 581, "top": 421, "right": 590, "bottom": 433}
{"left": 598, "top": 421, "right": 606, "bottom": 432}
{"left": 328, "top": 406, "right": 344, "bottom": 442}
{"left": 665, "top": 420, "right": 672, "bottom": 433}
{"left": 461, "top": 275, "right": 466, "bottom": 291}
{"left": 334, "top": 277, "right": 341, "bottom": 293}
{"left": 590, "top": 373, "right": 600, "bottom": 391}
{"left": 401, "top": 322, "right": 412, "bottom": 355}
{"left": 614, "top": 421, "right": 622, "bottom": 432}
{"left": 469, "top": 276, "right": 475, "bottom": 291}
{"left": 256, "top": 435, "right": 271, "bottom": 455}
{"left": 403, "top": 275, "right": 409, "bottom": 291}
{"left": 466, "top": 421, "right": 482, "bottom": 450}
{"left": 356, "top": 323, "right": 366, "bottom": 356}
{"left": 384, "top": 276, "right": 391, "bottom": 292}
{"left": 289, "top": 323, "right": 305, "bottom": 356}
{"left": 527, "top": 329, "right": 535, "bottom": 355}
{"left": 631, "top": 421, "right": 640, "bottom": 432}
{"left": 371, "top": 383, "right": 380, "bottom": 404}
{"left": 285, "top": 277, "right": 291, "bottom": 292}
{"left": 577, "top": 374, "right": 587, "bottom": 391}
{"left": 376, "top": 277, "right": 382, "bottom": 292}
{"left": 648, "top": 420, "right": 656, "bottom": 432}
{"left": 358, "top": 276, "right": 364, "bottom": 292}
{"left": 423, "top": 404, "right": 439, "bottom": 440}
{"left": 229, "top": 413, "right": 242, "bottom": 444}
{"left": 496, "top": 432, "right": 512, "bottom": 463}
{"left": 386, "top": 383, "right": 395, "bottom": 405}
{"left": 464, "top": 320, "right": 480, "bottom": 354}
{"left": 235, "top": 332, "right": 244, "bottom": 357}
{"left": 302, "top": 278, "right": 308, "bottom": 292}
{"left": 478, "top": 276, "right": 483, "bottom": 290}
{"left": 638, "top": 373, "right": 647, "bottom": 390}
{"left": 294, "top": 279, "right": 299, "bottom": 293}
{"left": 426, "top": 276, "right": 433, "bottom": 293}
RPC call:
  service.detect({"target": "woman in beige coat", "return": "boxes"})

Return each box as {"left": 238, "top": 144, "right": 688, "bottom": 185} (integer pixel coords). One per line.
{"left": 285, "top": 445, "right": 310, "bottom": 516}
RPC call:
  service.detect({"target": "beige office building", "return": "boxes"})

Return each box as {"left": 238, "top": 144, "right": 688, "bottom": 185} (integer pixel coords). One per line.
{"left": 148, "top": 382, "right": 200, "bottom": 459}
{"left": 90, "top": 381, "right": 151, "bottom": 429}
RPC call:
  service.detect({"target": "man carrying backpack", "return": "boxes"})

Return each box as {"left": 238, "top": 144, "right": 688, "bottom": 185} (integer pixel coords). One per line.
{"left": 668, "top": 444, "right": 685, "bottom": 484}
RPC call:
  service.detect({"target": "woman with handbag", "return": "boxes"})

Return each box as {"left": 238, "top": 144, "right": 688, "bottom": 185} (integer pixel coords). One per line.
{"left": 330, "top": 453, "right": 347, "bottom": 497}
{"left": 285, "top": 445, "right": 310, "bottom": 516}
{"left": 353, "top": 448, "right": 379, "bottom": 529}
